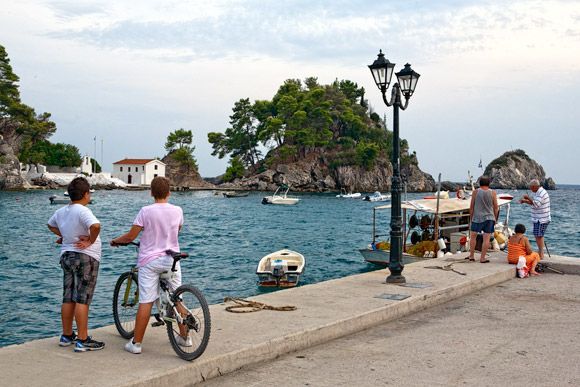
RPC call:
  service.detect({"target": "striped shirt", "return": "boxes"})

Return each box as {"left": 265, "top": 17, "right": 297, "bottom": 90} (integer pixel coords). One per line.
{"left": 531, "top": 186, "right": 551, "bottom": 223}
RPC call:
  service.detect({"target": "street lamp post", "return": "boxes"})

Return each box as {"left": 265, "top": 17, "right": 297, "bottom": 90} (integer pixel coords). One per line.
{"left": 368, "top": 50, "right": 420, "bottom": 284}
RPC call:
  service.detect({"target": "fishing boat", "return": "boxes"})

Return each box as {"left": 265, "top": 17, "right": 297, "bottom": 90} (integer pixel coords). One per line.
{"left": 256, "top": 249, "right": 305, "bottom": 287}
{"left": 336, "top": 188, "right": 362, "bottom": 198}
{"left": 362, "top": 191, "right": 391, "bottom": 202}
{"left": 262, "top": 185, "right": 300, "bottom": 205}
{"left": 359, "top": 194, "right": 513, "bottom": 266}
{"left": 222, "top": 191, "right": 249, "bottom": 198}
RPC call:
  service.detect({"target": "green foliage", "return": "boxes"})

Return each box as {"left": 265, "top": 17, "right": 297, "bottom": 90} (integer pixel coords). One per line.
{"left": 1, "top": 45, "right": 58, "bottom": 159}
{"left": 90, "top": 159, "right": 102, "bottom": 173}
{"left": 208, "top": 76, "right": 416, "bottom": 172}
{"left": 22, "top": 140, "right": 81, "bottom": 167}
{"left": 208, "top": 98, "right": 261, "bottom": 168}
{"left": 223, "top": 156, "right": 245, "bottom": 182}
{"left": 165, "top": 128, "right": 193, "bottom": 152}
{"left": 355, "top": 142, "right": 380, "bottom": 170}
{"left": 165, "top": 128, "right": 197, "bottom": 170}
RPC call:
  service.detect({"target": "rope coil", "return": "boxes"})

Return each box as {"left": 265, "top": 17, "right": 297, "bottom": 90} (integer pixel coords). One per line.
{"left": 223, "top": 297, "right": 297, "bottom": 313}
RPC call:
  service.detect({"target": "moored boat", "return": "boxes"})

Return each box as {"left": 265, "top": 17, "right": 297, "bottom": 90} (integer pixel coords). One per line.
{"left": 360, "top": 194, "right": 513, "bottom": 266}
{"left": 256, "top": 249, "right": 305, "bottom": 287}
{"left": 336, "top": 188, "right": 362, "bottom": 198}
{"left": 362, "top": 191, "right": 391, "bottom": 202}
{"left": 223, "top": 191, "right": 249, "bottom": 198}
{"left": 262, "top": 185, "right": 300, "bottom": 205}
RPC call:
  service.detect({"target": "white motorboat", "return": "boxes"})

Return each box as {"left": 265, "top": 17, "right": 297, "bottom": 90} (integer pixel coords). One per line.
{"left": 362, "top": 191, "right": 391, "bottom": 202}
{"left": 256, "top": 249, "right": 305, "bottom": 287}
{"left": 336, "top": 188, "right": 362, "bottom": 198}
{"left": 49, "top": 195, "right": 70, "bottom": 204}
{"left": 262, "top": 186, "right": 300, "bottom": 205}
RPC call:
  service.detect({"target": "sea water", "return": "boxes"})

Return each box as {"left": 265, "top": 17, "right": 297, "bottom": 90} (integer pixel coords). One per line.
{"left": 0, "top": 186, "right": 578, "bottom": 347}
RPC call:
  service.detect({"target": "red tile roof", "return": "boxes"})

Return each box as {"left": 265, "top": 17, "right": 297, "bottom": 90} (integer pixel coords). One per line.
{"left": 113, "top": 158, "right": 156, "bottom": 165}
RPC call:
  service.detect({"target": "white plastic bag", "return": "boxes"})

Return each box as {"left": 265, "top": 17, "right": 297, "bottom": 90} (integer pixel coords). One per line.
{"left": 516, "top": 256, "right": 529, "bottom": 278}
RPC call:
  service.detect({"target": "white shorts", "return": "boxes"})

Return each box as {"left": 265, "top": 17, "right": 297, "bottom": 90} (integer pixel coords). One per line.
{"left": 138, "top": 255, "right": 182, "bottom": 303}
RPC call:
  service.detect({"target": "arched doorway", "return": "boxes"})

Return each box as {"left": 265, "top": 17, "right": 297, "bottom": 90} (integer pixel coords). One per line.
{"left": 128, "top": 174, "right": 132, "bottom": 184}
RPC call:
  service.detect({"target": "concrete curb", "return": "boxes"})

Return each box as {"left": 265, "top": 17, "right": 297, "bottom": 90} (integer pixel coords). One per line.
{"left": 540, "top": 255, "right": 580, "bottom": 275}
{"left": 126, "top": 264, "right": 516, "bottom": 386}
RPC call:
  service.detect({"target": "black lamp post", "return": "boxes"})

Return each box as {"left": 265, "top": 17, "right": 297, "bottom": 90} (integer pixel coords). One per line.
{"left": 368, "top": 50, "right": 420, "bottom": 284}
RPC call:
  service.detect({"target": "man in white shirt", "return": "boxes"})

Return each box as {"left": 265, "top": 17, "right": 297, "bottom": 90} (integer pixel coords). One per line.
{"left": 520, "top": 179, "right": 551, "bottom": 259}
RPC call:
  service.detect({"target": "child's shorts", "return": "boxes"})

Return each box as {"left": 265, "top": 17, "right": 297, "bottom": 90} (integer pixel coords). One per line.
{"left": 60, "top": 251, "right": 100, "bottom": 305}
{"left": 138, "top": 255, "right": 182, "bottom": 303}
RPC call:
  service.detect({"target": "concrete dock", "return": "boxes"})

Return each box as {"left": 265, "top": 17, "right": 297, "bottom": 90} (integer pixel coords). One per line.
{"left": 1, "top": 252, "right": 578, "bottom": 386}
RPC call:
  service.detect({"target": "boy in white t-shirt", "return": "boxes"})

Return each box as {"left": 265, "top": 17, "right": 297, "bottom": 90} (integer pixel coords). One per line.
{"left": 111, "top": 176, "right": 186, "bottom": 354}
{"left": 47, "top": 177, "right": 104, "bottom": 352}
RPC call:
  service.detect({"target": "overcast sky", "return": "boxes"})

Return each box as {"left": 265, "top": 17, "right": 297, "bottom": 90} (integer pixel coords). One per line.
{"left": 2, "top": 0, "right": 579, "bottom": 184}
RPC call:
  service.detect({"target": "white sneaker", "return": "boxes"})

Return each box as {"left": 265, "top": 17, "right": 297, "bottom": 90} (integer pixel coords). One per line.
{"left": 124, "top": 339, "right": 142, "bottom": 354}
{"left": 176, "top": 335, "right": 192, "bottom": 347}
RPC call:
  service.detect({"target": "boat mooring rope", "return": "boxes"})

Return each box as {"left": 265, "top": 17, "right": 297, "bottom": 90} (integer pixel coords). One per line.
{"left": 223, "top": 297, "right": 297, "bottom": 313}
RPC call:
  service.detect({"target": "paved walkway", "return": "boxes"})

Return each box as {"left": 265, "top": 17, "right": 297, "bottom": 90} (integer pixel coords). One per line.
{"left": 202, "top": 271, "right": 580, "bottom": 386}
{"left": 0, "top": 253, "right": 577, "bottom": 386}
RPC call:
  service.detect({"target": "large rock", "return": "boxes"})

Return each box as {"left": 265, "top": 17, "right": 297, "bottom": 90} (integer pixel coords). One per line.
{"left": 162, "top": 153, "right": 215, "bottom": 189}
{"left": 0, "top": 134, "right": 27, "bottom": 190}
{"left": 484, "top": 149, "right": 556, "bottom": 189}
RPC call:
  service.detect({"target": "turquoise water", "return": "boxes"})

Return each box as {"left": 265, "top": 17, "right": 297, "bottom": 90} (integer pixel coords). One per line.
{"left": 0, "top": 186, "right": 578, "bottom": 347}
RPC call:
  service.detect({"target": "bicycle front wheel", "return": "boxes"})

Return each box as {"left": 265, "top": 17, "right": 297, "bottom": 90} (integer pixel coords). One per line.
{"left": 166, "top": 284, "right": 211, "bottom": 361}
{"left": 113, "top": 271, "right": 139, "bottom": 339}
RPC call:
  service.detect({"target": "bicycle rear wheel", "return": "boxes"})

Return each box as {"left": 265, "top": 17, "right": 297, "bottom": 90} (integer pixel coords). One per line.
{"left": 113, "top": 271, "right": 139, "bottom": 339}
{"left": 166, "top": 284, "right": 211, "bottom": 361}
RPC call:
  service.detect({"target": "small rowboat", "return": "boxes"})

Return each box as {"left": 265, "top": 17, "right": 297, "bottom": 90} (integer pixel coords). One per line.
{"left": 222, "top": 191, "right": 249, "bottom": 198}
{"left": 256, "top": 249, "right": 305, "bottom": 287}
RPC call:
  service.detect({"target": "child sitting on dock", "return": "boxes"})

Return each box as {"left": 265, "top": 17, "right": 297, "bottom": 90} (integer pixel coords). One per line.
{"left": 47, "top": 177, "right": 104, "bottom": 352}
{"left": 507, "top": 223, "right": 541, "bottom": 276}
{"left": 111, "top": 176, "right": 186, "bottom": 354}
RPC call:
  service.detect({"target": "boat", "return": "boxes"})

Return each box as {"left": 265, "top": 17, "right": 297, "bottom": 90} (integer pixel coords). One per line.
{"left": 49, "top": 195, "right": 70, "bottom": 204}
{"left": 223, "top": 191, "right": 249, "bottom": 198}
{"left": 359, "top": 193, "right": 513, "bottom": 266}
{"left": 336, "top": 188, "right": 362, "bottom": 198}
{"left": 49, "top": 195, "right": 95, "bottom": 205}
{"left": 262, "top": 185, "right": 300, "bottom": 205}
{"left": 362, "top": 191, "right": 391, "bottom": 202}
{"left": 256, "top": 249, "right": 305, "bottom": 287}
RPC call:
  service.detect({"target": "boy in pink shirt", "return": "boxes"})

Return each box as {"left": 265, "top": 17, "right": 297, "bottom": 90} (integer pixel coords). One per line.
{"left": 111, "top": 176, "right": 187, "bottom": 354}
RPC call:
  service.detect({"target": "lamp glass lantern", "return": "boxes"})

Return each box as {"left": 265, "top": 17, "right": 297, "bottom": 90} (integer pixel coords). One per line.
{"left": 368, "top": 50, "right": 395, "bottom": 90}
{"left": 395, "top": 63, "right": 420, "bottom": 98}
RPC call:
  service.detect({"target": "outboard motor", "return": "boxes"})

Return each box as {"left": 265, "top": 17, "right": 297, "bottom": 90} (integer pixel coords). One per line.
{"left": 271, "top": 259, "right": 287, "bottom": 278}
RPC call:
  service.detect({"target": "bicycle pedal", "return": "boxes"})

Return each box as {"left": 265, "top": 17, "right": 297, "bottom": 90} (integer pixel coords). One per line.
{"left": 151, "top": 321, "right": 165, "bottom": 327}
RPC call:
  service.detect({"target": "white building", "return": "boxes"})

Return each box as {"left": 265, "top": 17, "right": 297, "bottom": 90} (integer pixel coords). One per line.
{"left": 112, "top": 158, "right": 166, "bottom": 185}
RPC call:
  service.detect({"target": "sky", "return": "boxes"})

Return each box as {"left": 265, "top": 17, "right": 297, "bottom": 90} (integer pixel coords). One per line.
{"left": 1, "top": 0, "right": 579, "bottom": 183}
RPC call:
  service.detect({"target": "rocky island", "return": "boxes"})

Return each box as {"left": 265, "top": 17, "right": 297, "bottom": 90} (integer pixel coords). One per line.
{"left": 483, "top": 149, "right": 556, "bottom": 189}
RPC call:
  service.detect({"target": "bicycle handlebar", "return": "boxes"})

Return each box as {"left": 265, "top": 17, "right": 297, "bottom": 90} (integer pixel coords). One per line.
{"left": 110, "top": 241, "right": 140, "bottom": 247}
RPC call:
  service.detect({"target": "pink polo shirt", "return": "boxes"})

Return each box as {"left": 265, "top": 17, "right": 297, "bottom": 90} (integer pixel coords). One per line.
{"left": 133, "top": 203, "right": 184, "bottom": 267}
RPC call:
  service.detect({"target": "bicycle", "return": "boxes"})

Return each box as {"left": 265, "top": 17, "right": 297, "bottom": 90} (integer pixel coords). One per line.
{"left": 112, "top": 241, "right": 211, "bottom": 361}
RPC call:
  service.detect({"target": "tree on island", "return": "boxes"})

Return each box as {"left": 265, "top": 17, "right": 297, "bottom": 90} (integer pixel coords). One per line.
{"left": 165, "top": 128, "right": 197, "bottom": 170}
{"left": 208, "top": 77, "right": 418, "bottom": 177}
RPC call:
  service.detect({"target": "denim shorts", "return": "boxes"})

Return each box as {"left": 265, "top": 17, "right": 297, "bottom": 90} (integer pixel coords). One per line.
{"left": 470, "top": 220, "right": 495, "bottom": 234}
{"left": 60, "top": 251, "right": 100, "bottom": 305}
{"left": 533, "top": 222, "right": 549, "bottom": 237}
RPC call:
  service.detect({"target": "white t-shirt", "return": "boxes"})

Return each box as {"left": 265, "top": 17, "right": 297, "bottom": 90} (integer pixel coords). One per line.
{"left": 48, "top": 204, "right": 102, "bottom": 261}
